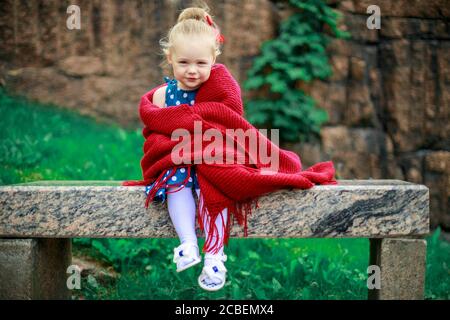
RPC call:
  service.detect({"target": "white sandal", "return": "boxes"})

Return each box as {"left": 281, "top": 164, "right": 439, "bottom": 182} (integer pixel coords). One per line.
{"left": 173, "top": 242, "right": 201, "bottom": 272}
{"left": 198, "top": 253, "right": 227, "bottom": 291}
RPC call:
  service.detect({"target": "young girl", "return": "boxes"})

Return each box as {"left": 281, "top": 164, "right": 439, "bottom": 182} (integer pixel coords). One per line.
{"left": 124, "top": 4, "right": 337, "bottom": 294}
{"left": 145, "top": 6, "right": 228, "bottom": 291}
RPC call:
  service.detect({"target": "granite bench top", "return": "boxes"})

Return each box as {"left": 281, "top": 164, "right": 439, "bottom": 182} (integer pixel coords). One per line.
{"left": 0, "top": 180, "right": 429, "bottom": 238}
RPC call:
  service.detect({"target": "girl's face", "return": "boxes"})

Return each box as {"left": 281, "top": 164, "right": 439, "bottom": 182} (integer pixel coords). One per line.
{"left": 167, "top": 35, "right": 216, "bottom": 91}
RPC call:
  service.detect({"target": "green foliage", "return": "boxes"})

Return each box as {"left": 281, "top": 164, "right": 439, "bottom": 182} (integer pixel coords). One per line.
{"left": 73, "top": 238, "right": 163, "bottom": 272}
{"left": 0, "top": 87, "right": 143, "bottom": 185}
{"left": 425, "top": 227, "right": 450, "bottom": 300}
{"left": 73, "top": 230, "right": 450, "bottom": 300}
{"left": 244, "top": 0, "right": 350, "bottom": 142}
{"left": 73, "top": 237, "right": 370, "bottom": 300}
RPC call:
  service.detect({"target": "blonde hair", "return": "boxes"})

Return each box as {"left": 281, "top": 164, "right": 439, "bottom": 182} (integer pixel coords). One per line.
{"left": 159, "top": 5, "right": 222, "bottom": 68}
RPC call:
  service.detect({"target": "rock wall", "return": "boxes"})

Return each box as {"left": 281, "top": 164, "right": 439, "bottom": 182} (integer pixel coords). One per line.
{"left": 0, "top": 0, "right": 448, "bottom": 229}
{"left": 293, "top": 0, "right": 449, "bottom": 229}
{"left": 0, "top": 0, "right": 278, "bottom": 125}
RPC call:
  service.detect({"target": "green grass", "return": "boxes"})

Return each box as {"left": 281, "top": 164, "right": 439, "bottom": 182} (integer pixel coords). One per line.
{"left": 71, "top": 237, "right": 370, "bottom": 300}
{"left": 71, "top": 231, "right": 450, "bottom": 300}
{"left": 1, "top": 88, "right": 449, "bottom": 300}
{"left": 0, "top": 87, "right": 143, "bottom": 185}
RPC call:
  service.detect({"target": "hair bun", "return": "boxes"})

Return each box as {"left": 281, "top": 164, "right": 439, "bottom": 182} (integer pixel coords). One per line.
{"left": 177, "top": 7, "right": 210, "bottom": 23}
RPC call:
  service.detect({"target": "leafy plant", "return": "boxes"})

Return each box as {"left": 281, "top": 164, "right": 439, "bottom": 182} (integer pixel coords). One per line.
{"left": 244, "top": 0, "right": 350, "bottom": 142}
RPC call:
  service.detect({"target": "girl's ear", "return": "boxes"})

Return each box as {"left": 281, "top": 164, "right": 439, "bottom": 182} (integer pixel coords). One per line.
{"left": 166, "top": 53, "right": 172, "bottom": 65}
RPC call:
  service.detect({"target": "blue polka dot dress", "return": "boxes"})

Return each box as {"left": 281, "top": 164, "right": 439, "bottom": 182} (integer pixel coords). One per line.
{"left": 145, "top": 77, "right": 200, "bottom": 203}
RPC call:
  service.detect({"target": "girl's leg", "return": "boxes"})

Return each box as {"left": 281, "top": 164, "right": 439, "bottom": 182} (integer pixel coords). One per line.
{"left": 167, "top": 186, "right": 198, "bottom": 245}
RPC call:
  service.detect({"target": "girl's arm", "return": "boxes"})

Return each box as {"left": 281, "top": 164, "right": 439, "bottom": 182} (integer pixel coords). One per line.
{"left": 152, "top": 86, "right": 167, "bottom": 108}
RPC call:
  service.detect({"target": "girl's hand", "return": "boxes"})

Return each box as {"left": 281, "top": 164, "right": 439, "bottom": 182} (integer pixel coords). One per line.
{"left": 152, "top": 86, "right": 167, "bottom": 108}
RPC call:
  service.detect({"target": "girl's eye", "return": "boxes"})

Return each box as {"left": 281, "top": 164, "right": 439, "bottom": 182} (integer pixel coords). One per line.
{"left": 179, "top": 61, "right": 187, "bottom": 64}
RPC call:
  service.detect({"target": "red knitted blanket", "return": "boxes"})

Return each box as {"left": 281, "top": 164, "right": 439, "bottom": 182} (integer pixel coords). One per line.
{"left": 123, "top": 63, "right": 338, "bottom": 253}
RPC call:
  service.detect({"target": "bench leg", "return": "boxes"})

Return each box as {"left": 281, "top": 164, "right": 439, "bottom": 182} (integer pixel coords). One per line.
{"left": 0, "top": 238, "right": 72, "bottom": 300}
{"left": 368, "top": 238, "right": 427, "bottom": 300}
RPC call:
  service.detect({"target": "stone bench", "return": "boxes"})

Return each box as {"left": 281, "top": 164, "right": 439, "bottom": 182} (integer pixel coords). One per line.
{"left": 0, "top": 180, "right": 429, "bottom": 300}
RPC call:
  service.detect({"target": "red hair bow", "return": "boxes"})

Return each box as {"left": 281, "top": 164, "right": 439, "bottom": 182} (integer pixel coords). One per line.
{"left": 205, "top": 14, "right": 225, "bottom": 44}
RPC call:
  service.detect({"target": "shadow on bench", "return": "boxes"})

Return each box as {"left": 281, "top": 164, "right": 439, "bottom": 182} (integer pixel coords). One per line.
{"left": 0, "top": 179, "right": 429, "bottom": 300}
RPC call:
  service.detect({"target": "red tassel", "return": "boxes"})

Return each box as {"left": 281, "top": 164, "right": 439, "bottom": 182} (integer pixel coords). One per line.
{"left": 198, "top": 191, "right": 230, "bottom": 254}
{"left": 144, "top": 166, "right": 185, "bottom": 208}
{"left": 145, "top": 170, "right": 169, "bottom": 208}
{"left": 197, "top": 192, "right": 260, "bottom": 254}
{"left": 144, "top": 165, "right": 197, "bottom": 208}
{"left": 165, "top": 165, "right": 192, "bottom": 194}
{"left": 122, "top": 180, "right": 148, "bottom": 186}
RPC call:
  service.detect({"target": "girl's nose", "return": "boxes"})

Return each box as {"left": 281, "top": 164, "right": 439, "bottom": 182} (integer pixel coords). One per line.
{"left": 187, "top": 65, "right": 196, "bottom": 74}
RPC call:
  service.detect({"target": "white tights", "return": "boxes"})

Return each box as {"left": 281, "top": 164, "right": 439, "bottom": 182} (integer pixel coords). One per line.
{"left": 167, "top": 187, "right": 227, "bottom": 256}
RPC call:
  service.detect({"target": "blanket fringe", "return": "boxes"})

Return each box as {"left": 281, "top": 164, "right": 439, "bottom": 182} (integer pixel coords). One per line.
{"left": 122, "top": 180, "right": 148, "bottom": 186}
{"left": 144, "top": 165, "right": 193, "bottom": 208}
{"left": 197, "top": 191, "right": 260, "bottom": 254}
